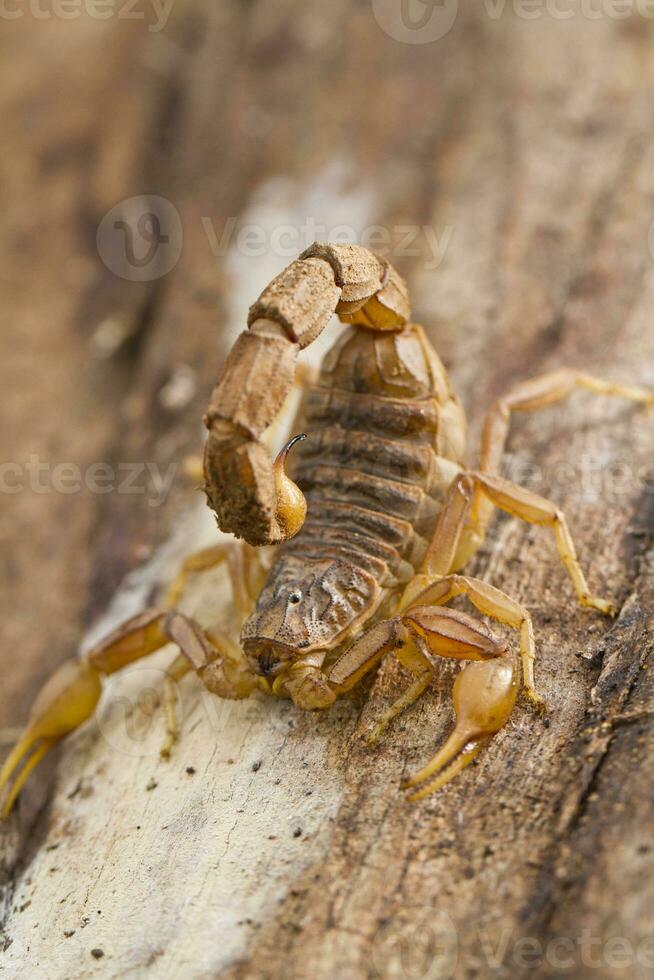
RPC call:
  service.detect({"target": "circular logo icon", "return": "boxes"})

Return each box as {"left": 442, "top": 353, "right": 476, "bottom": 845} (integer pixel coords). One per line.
{"left": 371, "top": 905, "right": 458, "bottom": 979}
{"left": 97, "top": 195, "right": 183, "bottom": 282}
{"left": 372, "top": 0, "right": 459, "bottom": 44}
{"left": 96, "top": 665, "right": 181, "bottom": 760}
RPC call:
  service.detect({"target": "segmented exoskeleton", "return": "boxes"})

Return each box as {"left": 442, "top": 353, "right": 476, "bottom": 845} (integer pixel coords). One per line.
{"left": 3, "top": 243, "right": 653, "bottom": 815}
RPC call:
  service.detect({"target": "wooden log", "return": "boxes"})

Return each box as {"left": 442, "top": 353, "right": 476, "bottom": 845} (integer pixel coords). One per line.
{"left": 2, "top": 4, "right": 654, "bottom": 979}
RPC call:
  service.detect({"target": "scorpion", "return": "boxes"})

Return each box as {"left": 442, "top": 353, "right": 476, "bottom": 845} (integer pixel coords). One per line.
{"left": 2, "top": 242, "right": 653, "bottom": 816}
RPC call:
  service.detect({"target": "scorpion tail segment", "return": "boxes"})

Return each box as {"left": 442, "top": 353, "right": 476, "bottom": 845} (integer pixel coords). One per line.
{"left": 402, "top": 657, "right": 518, "bottom": 803}
{"left": 202, "top": 325, "right": 302, "bottom": 547}
{"left": 203, "top": 423, "right": 307, "bottom": 547}
{"left": 273, "top": 433, "right": 307, "bottom": 540}
{"left": 203, "top": 245, "right": 411, "bottom": 547}
{"left": 0, "top": 660, "right": 101, "bottom": 817}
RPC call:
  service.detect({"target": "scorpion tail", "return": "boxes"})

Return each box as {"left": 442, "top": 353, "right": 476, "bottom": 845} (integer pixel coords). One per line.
{"left": 0, "top": 660, "right": 101, "bottom": 817}
{"left": 202, "top": 244, "right": 410, "bottom": 547}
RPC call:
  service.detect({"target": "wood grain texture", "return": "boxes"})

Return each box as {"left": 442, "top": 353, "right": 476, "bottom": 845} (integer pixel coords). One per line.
{"left": 2, "top": 3, "right": 654, "bottom": 978}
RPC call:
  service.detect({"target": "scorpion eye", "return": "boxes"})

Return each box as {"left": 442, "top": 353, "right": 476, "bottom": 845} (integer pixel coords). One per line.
{"left": 288, "top": 591, "right": 302, "bottom": 605}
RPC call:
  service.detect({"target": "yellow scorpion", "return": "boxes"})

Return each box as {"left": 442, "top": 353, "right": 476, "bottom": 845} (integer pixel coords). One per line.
{"left": 3, "top": 242, "right": 653, "bottom": 815}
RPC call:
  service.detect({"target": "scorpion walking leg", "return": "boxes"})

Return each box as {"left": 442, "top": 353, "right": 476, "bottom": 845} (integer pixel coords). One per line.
{"left": 164, "top": 542, "right": 255, "bottom": 616}
{"left": 468, "top": 471, "right": 615, "bottom": 615}
{"left": 474, "top": 369, "right": 654, "bottom": 540}
{"left": 161, "top": 541, "right": 265, "bottom": 750}
{"left": 0, "top": 610, "right": 257, "bottom": 816}
{"left": 159, "top": 623, "right": 251, "bottom": 758}
{"left": 413, "top": 471, "right": 615, "bottom": 615}
{"left": 365, "top": 670, "right": 433, "bottom": 747}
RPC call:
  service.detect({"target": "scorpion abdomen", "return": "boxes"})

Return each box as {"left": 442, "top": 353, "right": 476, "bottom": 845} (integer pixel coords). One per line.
{"left": 283, "top": 322, "right": 467, "bottom": 586}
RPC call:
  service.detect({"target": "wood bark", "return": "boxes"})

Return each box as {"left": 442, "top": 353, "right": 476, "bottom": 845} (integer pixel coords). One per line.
{"left": 2, "top": 4, "right": 654, "bottom": 979}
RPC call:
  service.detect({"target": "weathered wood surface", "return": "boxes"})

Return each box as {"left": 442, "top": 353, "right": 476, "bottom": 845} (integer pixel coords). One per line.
{"left": 2, "top": 3, "right": 654, "bottom": 978}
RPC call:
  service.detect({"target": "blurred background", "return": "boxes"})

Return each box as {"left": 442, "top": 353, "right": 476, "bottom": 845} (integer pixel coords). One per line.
{"left": 2, "top": 2, "right": 654, "bottom": 975}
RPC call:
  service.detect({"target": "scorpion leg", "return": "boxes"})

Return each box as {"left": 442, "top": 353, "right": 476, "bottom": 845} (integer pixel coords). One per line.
{"left": 480, "top": 369, "right": 654, "bottom": 476}
{"left": 474, "top": 369, "right": 654, "bottom": 541}
{"left": 164, "top": 541, "right": 257, "bottom": 617}
{"left": 417, "top": 470, "right": 616, "bottom": 615}
{"left": 470, "top": 471, "right": 615, "bottom": 615}
{"left": 365, "top": 670, "right": 433, "bottom": 747}
{"left": 0, "top": 610, "right": 257, "bottom": 816}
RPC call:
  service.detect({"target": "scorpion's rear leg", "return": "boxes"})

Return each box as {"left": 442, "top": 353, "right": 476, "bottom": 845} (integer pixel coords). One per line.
{"left": 474, "top": 369, "right": 654, "bottom": 544}
{"left": 480, "top": 369, "right": 654, "bottom": 479}
{"left": 0, "top": 610, "right": 257, "bottom": 816}
{"left": 420, "top": 471, "right": 616, "bottom": 616}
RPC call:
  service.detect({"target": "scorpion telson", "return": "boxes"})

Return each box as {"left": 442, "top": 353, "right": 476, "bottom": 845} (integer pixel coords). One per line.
{"left": 2, "top": 242, "right": 654, "bottom": 815}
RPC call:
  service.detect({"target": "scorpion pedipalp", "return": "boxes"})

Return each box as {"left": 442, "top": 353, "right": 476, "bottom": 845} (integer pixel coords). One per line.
{"left": 402, "top": 657, "right": 518, "bottom": 803}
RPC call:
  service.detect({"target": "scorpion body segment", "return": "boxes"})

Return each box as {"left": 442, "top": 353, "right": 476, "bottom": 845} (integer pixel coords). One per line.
{"left": 3, "top": 243, "right": 654, "bottom": 817}
{"left": 288, "top": 322, "right": 467, "bottom": 582}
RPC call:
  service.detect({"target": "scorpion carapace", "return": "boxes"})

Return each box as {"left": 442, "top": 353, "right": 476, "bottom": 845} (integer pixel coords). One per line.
{"left": 2, "top": 242, "right": 654, "bottom": 815}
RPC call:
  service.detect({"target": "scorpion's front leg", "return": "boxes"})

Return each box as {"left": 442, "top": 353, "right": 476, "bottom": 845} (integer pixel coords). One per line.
{"left": 0, "top": 610, "right": 258, "bottom": 816}
{"left": 327, "top": 607, "right": 518, "bottom": 800}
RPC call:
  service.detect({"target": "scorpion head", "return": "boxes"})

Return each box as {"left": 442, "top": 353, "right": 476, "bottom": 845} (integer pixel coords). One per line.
{"left": 241, "top": 555, "right": 380, "bottom": 679}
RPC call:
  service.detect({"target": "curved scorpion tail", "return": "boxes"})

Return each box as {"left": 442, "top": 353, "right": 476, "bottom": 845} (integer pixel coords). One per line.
{"left": 202, "top": 243, "right": 411, "bottom": 547}
{"left": 0, "top": 660, "right": 102, "bottom": 817}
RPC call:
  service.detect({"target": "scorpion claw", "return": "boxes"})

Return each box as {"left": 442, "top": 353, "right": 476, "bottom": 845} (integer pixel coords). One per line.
{"left": 0, "top": 660, "right": 101, "bottom": 817}
{"left": 403, "top": 740, "right": 488, "bottom": 803}
{"left": 402, "top": 658, "right": 518, "bottom": 803}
